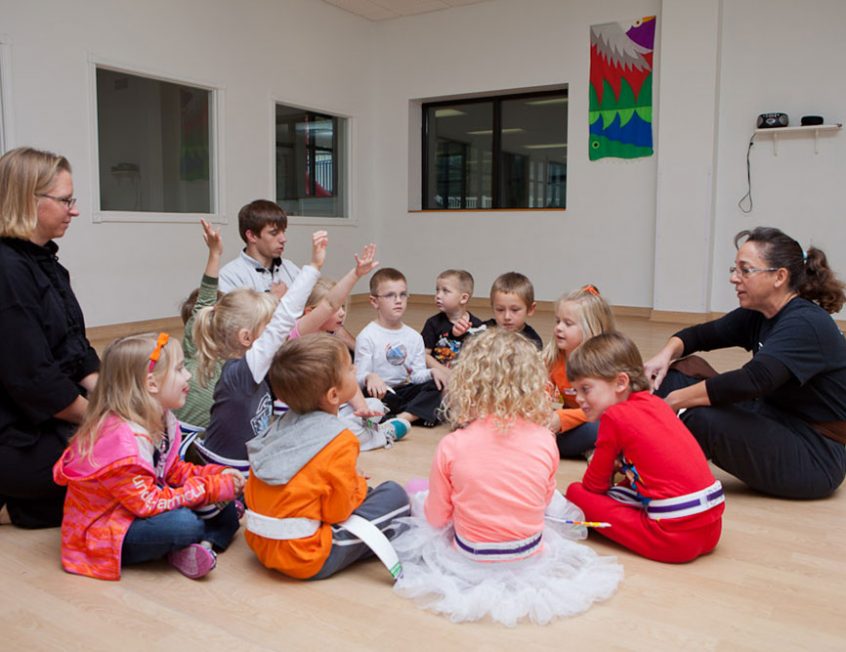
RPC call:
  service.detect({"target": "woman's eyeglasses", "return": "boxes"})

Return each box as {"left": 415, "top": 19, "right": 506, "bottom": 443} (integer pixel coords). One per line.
{"left": 36, "top": 193, "right": 77, "bottom": 209}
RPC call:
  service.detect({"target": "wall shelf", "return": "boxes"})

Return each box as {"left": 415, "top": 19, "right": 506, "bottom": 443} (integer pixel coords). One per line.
{"left": 754, "top": 123, "right": 842, "bottom": 155}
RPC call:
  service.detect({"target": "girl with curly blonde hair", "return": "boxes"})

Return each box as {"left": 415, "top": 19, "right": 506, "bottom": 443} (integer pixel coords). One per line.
{"left": 393, "top": 328, "right": 622, "bottom": 626}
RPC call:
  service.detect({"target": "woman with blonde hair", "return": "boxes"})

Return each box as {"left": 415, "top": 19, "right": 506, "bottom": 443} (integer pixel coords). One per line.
{"left": 0, "top": 147, "right": 99, "bottom": 528}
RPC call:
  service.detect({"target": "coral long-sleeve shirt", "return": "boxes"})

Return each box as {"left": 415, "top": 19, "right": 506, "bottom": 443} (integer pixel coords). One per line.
{"left": 425, "top": 416, "right": 558, "bottom": 544}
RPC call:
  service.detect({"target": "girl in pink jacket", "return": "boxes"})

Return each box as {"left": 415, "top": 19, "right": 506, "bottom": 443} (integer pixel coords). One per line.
{"left": 53, "top": 332, "right": 244, "bottom": 581}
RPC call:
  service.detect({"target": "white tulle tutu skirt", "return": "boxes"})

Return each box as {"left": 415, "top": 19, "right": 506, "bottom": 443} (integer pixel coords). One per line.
{"left": 392, "top": 498, "right": 623, "bottom": 627}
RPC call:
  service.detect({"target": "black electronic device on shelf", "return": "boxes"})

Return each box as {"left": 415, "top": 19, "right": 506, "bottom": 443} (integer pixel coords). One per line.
{"left": 757, "top": 112, "right": 789, "bottom": 128}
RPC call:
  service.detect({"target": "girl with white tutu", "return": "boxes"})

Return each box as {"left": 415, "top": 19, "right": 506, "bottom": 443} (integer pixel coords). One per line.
{"left": 392, "top": 328, "right": 623, "bottom": 626}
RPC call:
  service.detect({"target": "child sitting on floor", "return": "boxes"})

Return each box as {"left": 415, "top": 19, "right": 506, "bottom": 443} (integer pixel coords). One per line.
{"left": 189, "top": 231, "right": 326, "bottom": 471}
{"left": 244, "top": 333, "right": 410, "bottom": 580}
{"left": 53, "top": 333, "right": 244, "bottom": 581}
{"left": 174, "top": 219, "right": 225, "bottom": 432}
{"left": 355, "top": 268, "right": 442, "bottom": 434}
{"left": 484, "top": 271, "right": 543, "bottom": 349}
{"left": 421, "top": 269, "right": 484, "bottom": 388}
{"left": 565, "top": 332, "right": 724, "bottom": 563}
{"left": 292, "top": 269, "right": 408, "bottom": 450}
{"left": 543, "top": 285, "right": 616, "bottom": 459}
{"left": 392, "top": 328, "right": 623, "bottom": 626}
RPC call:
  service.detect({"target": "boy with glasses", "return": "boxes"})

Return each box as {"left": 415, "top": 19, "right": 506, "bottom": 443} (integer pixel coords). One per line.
{"left": 354, "top": 268, "right": 443, "bottom": 436}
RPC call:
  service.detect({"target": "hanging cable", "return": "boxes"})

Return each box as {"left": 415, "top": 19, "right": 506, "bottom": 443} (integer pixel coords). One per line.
{"left": 737, "top": 133, "right": 756, "bottom": 213}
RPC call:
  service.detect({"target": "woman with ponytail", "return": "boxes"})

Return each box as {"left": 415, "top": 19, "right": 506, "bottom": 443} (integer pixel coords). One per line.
{"left": 645, "top": 226, "right": 846, "bottom": 499}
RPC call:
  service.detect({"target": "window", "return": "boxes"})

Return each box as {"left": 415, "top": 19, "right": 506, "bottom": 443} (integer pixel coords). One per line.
{"left": 422, "top": 88, "right": 567, "bottom": 210}
{"left": 275, "top": 103, "right": 347, "bottom": 218}
{"left": 95, "top": 67, "right": 214, "bottom": 215}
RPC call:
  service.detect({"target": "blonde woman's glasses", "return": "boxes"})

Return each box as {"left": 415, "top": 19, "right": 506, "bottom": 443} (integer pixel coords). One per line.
{"left": 37, "top": 193, "right": 77, "bottom": 209}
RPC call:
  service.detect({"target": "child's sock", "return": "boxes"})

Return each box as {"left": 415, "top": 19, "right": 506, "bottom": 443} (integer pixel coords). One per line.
{"left": 168, "top": 542, "right": 217, "bottom": 579}
{"left": 379, "top": 418, "right": 411, "bottom": 443}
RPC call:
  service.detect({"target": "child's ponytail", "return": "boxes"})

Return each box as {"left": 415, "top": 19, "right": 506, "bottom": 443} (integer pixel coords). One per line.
{"left": 192, "top": 305, "right": 222, "bottom": 387}
{"left": 192, "top": 289, "right": 278, "bottom": 386}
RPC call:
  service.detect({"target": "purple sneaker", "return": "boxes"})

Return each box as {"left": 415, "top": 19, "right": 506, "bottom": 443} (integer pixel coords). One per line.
{"left": 167, "top": 543, "right": 217, "bottom": 579}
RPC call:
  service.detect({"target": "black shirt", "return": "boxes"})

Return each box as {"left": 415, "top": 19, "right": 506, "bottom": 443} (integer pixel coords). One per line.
{"left": 420, "top": 312, "right": 484, "bottom": 367}
{"left": 482, "top": 318, "right": 543, "bottom": 350}
{"left": 0, "top": 237, "right": 99, "bottom": 446}
{"left": 675, "top": 298, "right": 846, "bottom": 423}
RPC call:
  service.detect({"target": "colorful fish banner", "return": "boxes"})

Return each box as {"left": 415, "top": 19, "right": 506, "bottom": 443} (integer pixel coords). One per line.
{"left": 589, "top": 16, "right": 656, "bottom": 160}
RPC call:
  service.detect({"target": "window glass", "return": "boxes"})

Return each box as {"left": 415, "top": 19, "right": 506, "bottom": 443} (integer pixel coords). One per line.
{"left": 276, "top": 104, "right": 346, "bottom": 218}
{"left": 423, "top": 89, "right": 567, "bottom": 210}
{"left": 96, "top": 68, "right": 212, "bottom": 213}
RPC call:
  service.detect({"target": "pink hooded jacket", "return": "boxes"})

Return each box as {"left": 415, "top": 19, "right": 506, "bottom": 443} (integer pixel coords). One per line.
{"left": 53, "top": 412, "right": 236, "bottom": 580}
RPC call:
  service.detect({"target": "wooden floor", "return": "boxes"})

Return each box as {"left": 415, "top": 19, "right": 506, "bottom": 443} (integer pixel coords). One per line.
{"left": 2, "top": 303, "right": 844, "bottom": 651}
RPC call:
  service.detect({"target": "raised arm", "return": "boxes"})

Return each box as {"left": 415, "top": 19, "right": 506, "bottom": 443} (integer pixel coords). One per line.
{"left": 297, "top": 243, "right": 378, "bottom": 336}
{"left": 245, "top": 231, "right": 326, "bottom": 383}
{"left": 200, "top": 218, "right": 223, "bottom": 279}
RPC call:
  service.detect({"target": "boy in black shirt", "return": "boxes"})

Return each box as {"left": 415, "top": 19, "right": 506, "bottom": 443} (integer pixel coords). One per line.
{"left": 420, "top": 269, "right": 484, "bottom": 388}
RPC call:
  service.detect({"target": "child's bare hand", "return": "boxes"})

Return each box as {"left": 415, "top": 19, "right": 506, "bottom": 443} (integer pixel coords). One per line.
{"left": 430, "top": 365, "right": 450, "bottom": 390}
{"left": 451, "top": 316, "right": 471, "bottom": 337}
{"left": 311, "top": 230, "right": 329, "bottom": 270}
{"left": 353, "top": 404, "right": 384, "bottom": 419}
{"left": 548, "top": 411, "right": 561, "bottom": 433}
{"left": 365, "top": 373, "right": 388, "bottom": 399}
{"left": 354, "top": 243, "right": 379, "bottom": 278}
{"left": 200, "top": 219, "right": 223, "bottom": 257}
{"left": 269, "top": 281, "right": 288, "bottom": 298}
{"left": 222, "top": 468, "right": 246, "bottom": 493}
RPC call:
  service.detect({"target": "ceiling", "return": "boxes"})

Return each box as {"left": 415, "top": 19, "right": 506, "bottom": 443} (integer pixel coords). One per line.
{"left": 321, "top": 0, "right": 491, "bottom": 22}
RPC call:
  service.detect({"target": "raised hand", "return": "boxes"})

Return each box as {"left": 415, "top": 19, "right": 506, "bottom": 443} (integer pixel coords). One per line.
{"left": 200, "top": 219, "right": 223, "bottom": 257}
{"left": 354, "top": 243, "right": 379, "bottom": 278}
{"left": 311, "top": 230, "right": 329, "bottom": 270}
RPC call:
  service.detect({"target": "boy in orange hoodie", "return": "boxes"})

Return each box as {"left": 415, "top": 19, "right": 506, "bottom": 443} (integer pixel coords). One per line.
{"left": 244, "top": 333, "right": 409, "bottom": 579}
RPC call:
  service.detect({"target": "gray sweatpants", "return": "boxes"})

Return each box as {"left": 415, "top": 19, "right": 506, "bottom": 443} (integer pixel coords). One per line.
{"left": 311, "top": 481, "right": 410, "bottom": 579}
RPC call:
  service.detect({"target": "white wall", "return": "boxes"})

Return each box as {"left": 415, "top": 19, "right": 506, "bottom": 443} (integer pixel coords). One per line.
{"left": 2, "top": 0, "right": 844, "bottom": 325}
{"left": 712, "top": 0, "right": 846, "bottom": 317}
{"left": 0, "top": 0, "right": 378, "bottom": 326}
{"left": 372, "top": 0, "right": 661, "bottom": 309}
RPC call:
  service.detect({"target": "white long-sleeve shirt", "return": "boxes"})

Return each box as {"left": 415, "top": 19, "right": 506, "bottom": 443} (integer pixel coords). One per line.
{"left": 354, "top": 321, "right": 432, "bottom": 388}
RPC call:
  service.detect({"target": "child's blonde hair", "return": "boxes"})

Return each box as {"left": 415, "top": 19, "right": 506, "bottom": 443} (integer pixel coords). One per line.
{"left": 269, "top": 333, "right": 349, "bottom": 413}
{"left": 71, "top": 333, "right": 177, "bottom": 459}
{"left": 543, "top": 284, "right": 616, "bottom": 369}
{"left": 441, "top": 328, "right": 550, "bottom": 429}
{"left": 566, "top": 332, "right": 650, "bottom": 392}
{"left": 192, "top": 289, "right": 277, "bottom": 385}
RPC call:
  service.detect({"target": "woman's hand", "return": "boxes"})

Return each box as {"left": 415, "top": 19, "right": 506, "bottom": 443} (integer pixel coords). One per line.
{"left": 643, "top": 337, "right": 684, "bottom": 391}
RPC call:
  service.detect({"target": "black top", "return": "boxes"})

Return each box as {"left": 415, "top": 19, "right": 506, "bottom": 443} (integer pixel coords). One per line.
{"left": 420, "top": 311, "right": 484, "bottom": 367}
{"left": 0, "top": 237, "right": 99, "bottom": 447}
{"left": 675, "top": 298, "right": 846, "bottom": 423}
{"left": 482, "top": 318, "right": 543, "bottom": 350}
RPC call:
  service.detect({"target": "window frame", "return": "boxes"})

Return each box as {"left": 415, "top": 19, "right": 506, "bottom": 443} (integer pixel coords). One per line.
{"left": 270, "top": 96, "right": 355, "bottom": 226}
{"left": 421, "top": 87, "right": 568, "bottom": 212}
{"left": 88, "top": 57, "right": 225, "bottom": 224}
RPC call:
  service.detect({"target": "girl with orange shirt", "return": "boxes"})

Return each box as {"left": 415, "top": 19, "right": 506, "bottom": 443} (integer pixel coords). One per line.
{"left": 543, "top": 285, "right": 615, "bottom": 458}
